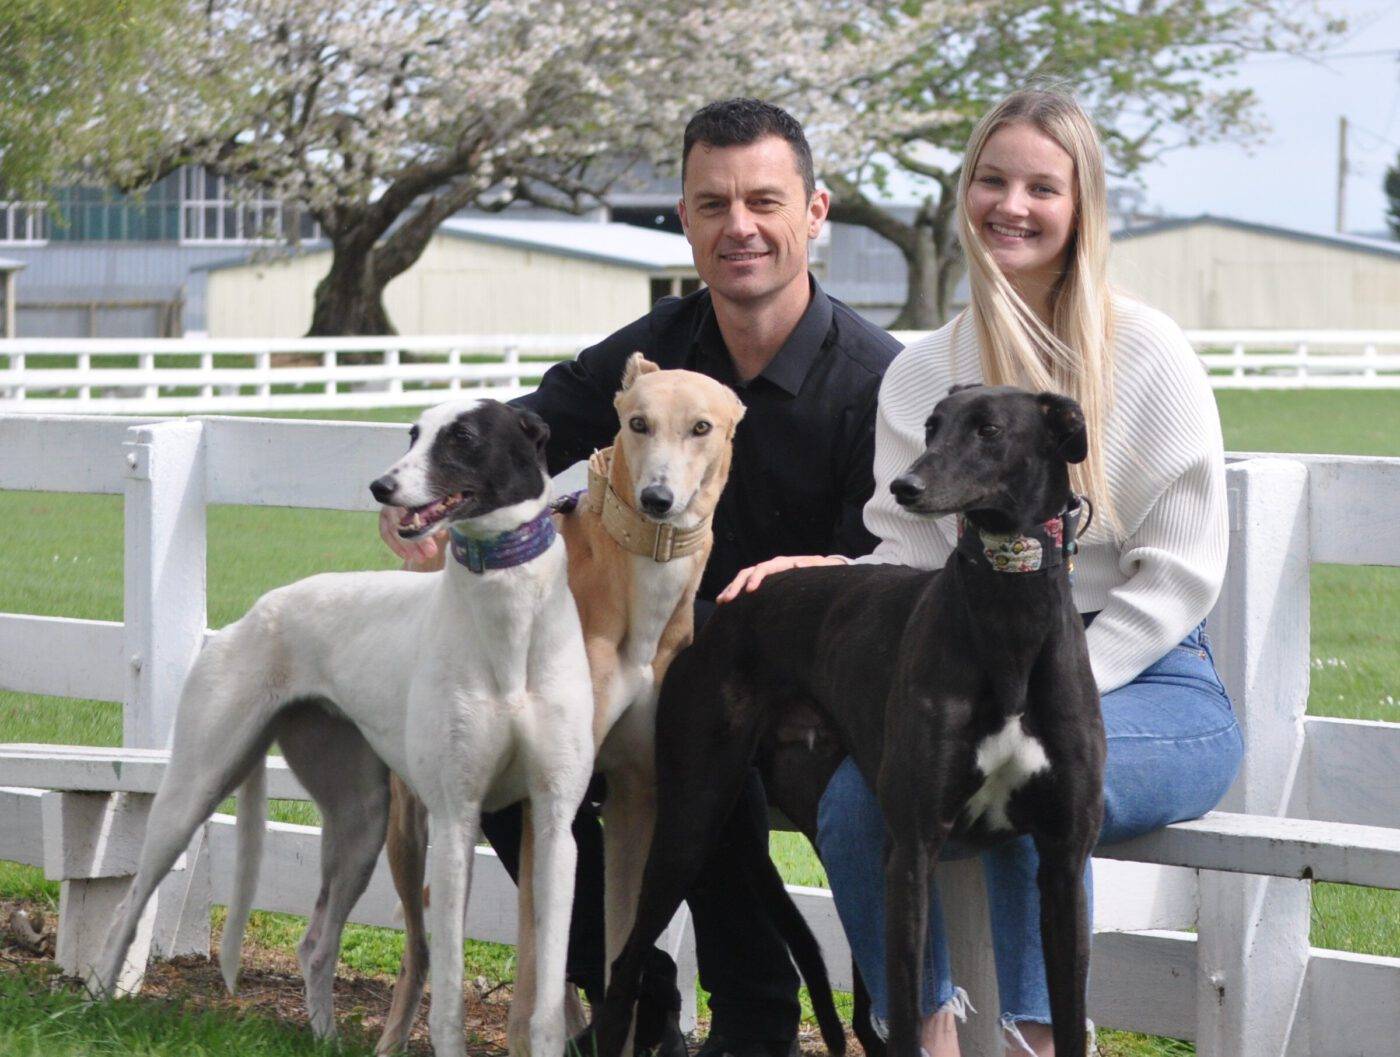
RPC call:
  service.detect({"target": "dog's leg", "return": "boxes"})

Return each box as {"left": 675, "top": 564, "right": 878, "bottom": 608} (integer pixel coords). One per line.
{"left": 380, "top": 775, "right": 431, "bottom": 1055}
{"left": 218, "top": 757, "right": 267, "bottom": 994}
{"left": 881, "top": 830, "right": 939, "bottom": 1057}
{"left": 592, "top": 713, "right": 760, "bottom": 1057}
{"left": 94, "top": 679, "right": 277, "bottom": 997}
{"left": 427, "top": 808, "right": 480, "bottom": 1057}
{"left": 600, "top": 763, "right": 654, "bottom": 1057}
{"left": 279, "top": 708, "right": 390, "bottom": 1040}
{"left": 508, "top": 806, "right": 540, "bottom": 1057}
{"left": 1033, "top": 836, "right": 1094, "bottom": 1057}
{"left": 878, "top": 712, "right": 958, "bottom": 1057}
{"left": 851, "top": 961, "right": 888, "bottom": 1057}
{"left": 527, "top": 794, "right": 583, "bottom": 1057}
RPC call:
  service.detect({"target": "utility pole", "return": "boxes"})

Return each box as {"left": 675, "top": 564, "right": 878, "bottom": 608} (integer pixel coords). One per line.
{"left": 1336, "top": 115, "right": 1348, "bottom": 233}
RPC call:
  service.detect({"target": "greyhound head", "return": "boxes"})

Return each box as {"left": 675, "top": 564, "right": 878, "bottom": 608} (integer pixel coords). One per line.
{"left": 610, "top": 353, "right": 746, "bottom": 529}
{"left": 890, "top": 384, "right": 1086, "bottom": 534}
{"left": 369, "top": 399, "right": 551, "bottom": 539}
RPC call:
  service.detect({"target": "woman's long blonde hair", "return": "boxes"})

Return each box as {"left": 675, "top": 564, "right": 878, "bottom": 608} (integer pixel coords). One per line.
{"left": 956, "top": 88, "right": 1116, "bottom": 531}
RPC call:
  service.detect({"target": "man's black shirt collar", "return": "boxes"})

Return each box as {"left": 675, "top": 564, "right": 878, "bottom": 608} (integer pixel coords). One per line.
{"left": 691, "top": 277, "right": 835, "bottom": 396}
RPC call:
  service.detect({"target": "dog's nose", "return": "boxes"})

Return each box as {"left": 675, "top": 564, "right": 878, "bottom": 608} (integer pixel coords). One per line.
{"left": 890, "top": 474, "right": 926, "bottom": 506}
{"left": 639, "top": 485, "right": 674, "bottom": 517}
{"left": 369, "top": 475, "right": 397, "bottom": 504}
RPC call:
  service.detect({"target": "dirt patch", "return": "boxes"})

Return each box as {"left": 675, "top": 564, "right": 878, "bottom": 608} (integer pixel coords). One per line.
{"left": 0, "top": 899, "right": 847, "bottom": 1056}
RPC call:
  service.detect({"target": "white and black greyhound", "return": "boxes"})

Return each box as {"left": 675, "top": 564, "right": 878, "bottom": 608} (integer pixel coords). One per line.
{"left": 94, "top": 399, "right": 595, "bottom": 1057}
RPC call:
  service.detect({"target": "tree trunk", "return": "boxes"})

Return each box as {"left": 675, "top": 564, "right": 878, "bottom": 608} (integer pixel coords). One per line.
{"left": 307, "top": 241, "right": 396, "bottom": 337}
{"left": 888, "top": 218, "right": 939, "bottom": 330}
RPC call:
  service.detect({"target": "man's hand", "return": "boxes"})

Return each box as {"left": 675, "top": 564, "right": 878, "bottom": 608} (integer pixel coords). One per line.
{"left": 379, "top": 505, "right": 448, "bottom": 572}
{"left": 716, "top": 554, "right": 847, "bottom": 603}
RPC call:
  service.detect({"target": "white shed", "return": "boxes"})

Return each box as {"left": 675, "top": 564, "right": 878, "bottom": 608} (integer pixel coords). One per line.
{"left": 199, "top": 219, "right": 699, "bottom": 338}
{"left": 1110, "top": 215, "right": 1400, "bottom": 329}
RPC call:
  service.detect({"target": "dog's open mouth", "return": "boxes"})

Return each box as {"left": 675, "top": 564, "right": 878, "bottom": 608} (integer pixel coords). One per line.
{"left": 398, "top": 493, "right": 468, "bottom": 537}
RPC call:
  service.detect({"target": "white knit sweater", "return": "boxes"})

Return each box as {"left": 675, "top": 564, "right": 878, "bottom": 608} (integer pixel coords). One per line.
{"left": 853, "top": 298, "right": 1228, "bottom": 694}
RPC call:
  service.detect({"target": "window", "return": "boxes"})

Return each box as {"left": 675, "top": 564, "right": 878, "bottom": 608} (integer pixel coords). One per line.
{"left": 0, "top": 201, "right": 48, "bottom": 243}
{"left": 46, "top": 173, "right": 183, "bottom": 241}
{"left": 179, "top": 167, "right": 318, "bottom": 243}
{"left": 650, "top": 276, "right": 704, "bottom": 303}
{"left": 7, "top": 167, "right": 319, "bottom": 244}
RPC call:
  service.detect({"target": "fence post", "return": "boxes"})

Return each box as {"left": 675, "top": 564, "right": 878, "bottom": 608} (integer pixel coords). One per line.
{"left": 1295, "top": 342, "right": 1308, "bottom": 385}
{"left": 1196, "top": 459, "right": 1312, "bottom": 1057}
{"left": 386, "top": 347, "right": 403, "bottom": 395}
{"left": 658, "top": 905, "right": 700, "bottom": 1034}
{"left": 941, "top": 861, "right": 1005, "bottom": 1055}
{"left": 77, "top": 352, "right": 91, "bottom": 403}
{"left": 255, "top": 349, "right": 271, "bottom": 400}
{"left": 11, "top": 351, "right": 23, "bottom": 401}
{"left": 122, "top": 419, "right": 212, "bottom": 964}
{"left": 1232, "top": 342, "right": 1245, "bottom": 381}
{"left": 1363, "top": 343, "right": 1377, "bottom": 381}
{"left": 139, "top": 351, "right": 158, "bottom": 403}
{"left": 200, "top": 351, "right": 213, "bottom": 401}
{"left": 505, "top": 345, "right": 521, "bottom": 390}
{"left": 449, "top": 348, "right": 462, "bottom": 391}
{"left": 323, "top": 349, "right": 337, "bottom": 396}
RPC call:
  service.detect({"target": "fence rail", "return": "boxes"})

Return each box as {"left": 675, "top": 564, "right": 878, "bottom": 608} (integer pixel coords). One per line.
{"left": 3, "top": 329, "right": 1399, "bottom": 413}
{"left": 0, "top": 412, "right": 1397, "bottom": 1054}
{"left": 0, "top": 335, "right": 603, "bottom": 413}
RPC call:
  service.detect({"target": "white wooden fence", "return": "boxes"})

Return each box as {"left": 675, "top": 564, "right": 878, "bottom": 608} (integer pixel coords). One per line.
{"left": 2, "top": 329, "right": 1398, "bottom": 414}
{"left": 0, "top": 335, "right": 603, "bottom": 414}
{"left": 0, "top": 412, "right": 1397, "bottom": 1055}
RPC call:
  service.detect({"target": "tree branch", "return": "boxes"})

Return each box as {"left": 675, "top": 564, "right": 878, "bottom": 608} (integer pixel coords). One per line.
{"left": 823, "top": 175, "right": 917, "bottom": 258}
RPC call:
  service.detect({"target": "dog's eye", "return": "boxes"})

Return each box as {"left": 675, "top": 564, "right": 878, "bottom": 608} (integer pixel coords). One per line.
{"left": 692, "top": 420, "right": 712, "bottom": 436}
{"left": 629, "top": 416, "right": 648, "bottom": 434}
{"left": 977, "top": 424, "right": 1001, "bottom": 438}
{"left": 453, "top": 423, "right": 476, "bottom": 442}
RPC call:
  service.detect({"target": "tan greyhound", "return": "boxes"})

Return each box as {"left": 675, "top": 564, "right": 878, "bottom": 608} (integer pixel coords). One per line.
{"left": 378, "top": 354, "right": 745, "bottom": 1054}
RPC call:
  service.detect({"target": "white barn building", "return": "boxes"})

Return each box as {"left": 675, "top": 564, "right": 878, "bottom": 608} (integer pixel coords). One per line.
{"left": 1109, "top": 215, "right": 1400, "bottom": 329}
{"left": 195, "top": 219, "right": 700, "bottom": 338}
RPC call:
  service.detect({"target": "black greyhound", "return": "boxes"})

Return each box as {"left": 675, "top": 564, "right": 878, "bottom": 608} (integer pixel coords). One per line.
{"left": 585, "top": 385, "right": 1105, "bottom": 1057}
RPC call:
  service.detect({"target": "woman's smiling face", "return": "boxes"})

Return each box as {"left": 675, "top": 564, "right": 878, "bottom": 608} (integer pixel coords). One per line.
{"left": 965, "top": 121, "right": 1077, "bottom": 303}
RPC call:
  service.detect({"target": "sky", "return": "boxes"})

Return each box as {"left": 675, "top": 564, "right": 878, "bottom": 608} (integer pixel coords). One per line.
{"left": 1134, "top": 0, "right": 1400, "bottom": 237}
{"left": 872, "top": 1, "right": 1400, "bottom": 239}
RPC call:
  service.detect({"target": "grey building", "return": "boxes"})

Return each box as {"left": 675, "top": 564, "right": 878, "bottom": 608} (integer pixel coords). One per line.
{"left": 0, "top": 169, "right": 314, "bottom": 336}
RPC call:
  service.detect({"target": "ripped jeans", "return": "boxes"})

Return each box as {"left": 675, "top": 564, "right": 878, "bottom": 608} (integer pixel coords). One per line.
{"left": 815, "top": 622, "right": 1243, "bottom": 1040}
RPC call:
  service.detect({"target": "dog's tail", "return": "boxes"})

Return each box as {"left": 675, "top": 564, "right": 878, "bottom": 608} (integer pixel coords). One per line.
{"left": 741, "top": 845, "right": 847, "bottom": 1055}
{"left": 218, "top": 756, "right": 267, "bottom": 994}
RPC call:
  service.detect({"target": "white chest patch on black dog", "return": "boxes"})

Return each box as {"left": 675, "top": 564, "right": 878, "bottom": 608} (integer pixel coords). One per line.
{"left": 964, "top": 716, "right": 1051, "bottom": 831}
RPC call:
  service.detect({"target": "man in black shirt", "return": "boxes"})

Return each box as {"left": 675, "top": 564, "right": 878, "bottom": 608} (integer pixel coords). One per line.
{"left": 381, "top": 98, "right": 898, "bottom": 1057}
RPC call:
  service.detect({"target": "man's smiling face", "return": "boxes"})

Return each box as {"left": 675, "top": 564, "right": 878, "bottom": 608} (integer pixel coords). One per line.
{"left": 677, "top": 135, "right": 828, "bottom": 310}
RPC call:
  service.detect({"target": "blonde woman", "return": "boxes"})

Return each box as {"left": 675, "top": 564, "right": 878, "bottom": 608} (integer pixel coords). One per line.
{"left": 717, "top": 89, "right": 1242, "bottom": 1056}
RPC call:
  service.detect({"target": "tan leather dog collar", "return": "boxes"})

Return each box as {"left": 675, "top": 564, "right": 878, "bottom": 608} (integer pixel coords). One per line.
{"left": 587, "top": 448, "right": 710, "bottom": 563}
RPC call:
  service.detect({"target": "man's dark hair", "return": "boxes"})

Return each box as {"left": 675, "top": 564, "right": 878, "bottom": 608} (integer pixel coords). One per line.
{"left": 681, "top": 98, "right": 816, "bottom": 197}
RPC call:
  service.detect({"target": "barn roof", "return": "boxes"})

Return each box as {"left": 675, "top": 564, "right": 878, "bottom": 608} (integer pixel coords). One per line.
{"left": 1117, "top": 214, "right": 1400, "bottom": 262}
{"left": 193, "top": 219, "right": 696, "bottom": 275}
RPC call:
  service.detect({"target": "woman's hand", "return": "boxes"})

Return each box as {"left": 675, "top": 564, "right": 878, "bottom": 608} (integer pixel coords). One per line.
{"left": 378, "top": 505, "right": 448, "bottom": 571}
{"left": 717, "top": 554, "right": 848, "bottom": 603}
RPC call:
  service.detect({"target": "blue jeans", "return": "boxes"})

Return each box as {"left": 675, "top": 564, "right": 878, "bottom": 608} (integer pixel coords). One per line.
{"left": 815, "top": 622, "right": 1243, "bottom": 1030}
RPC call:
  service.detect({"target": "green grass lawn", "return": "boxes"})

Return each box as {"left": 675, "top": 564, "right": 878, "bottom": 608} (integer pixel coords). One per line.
{"left": 0, "top": 388, "right": 1395, "bottom": 1055}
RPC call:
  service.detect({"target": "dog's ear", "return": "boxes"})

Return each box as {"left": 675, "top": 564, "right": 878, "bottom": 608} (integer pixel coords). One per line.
{"left": 517, "top": 408, "right": 550, "bottom": 454}
{"left": 620, "top": 352, "right": 660, "bottom": 391}
{"left": 1036, "top": 392, "right": 1088, "bottom": 463}
{"left": 724, "top": 388, "right": 746, "bottom": 437}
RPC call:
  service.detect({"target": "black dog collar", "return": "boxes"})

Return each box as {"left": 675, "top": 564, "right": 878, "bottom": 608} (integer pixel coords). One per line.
{"left": 448, "top": 509, "right": 557, "bottom": 574}
{"left": 955, "top": 497, "right": 1088, "bottom": 575}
